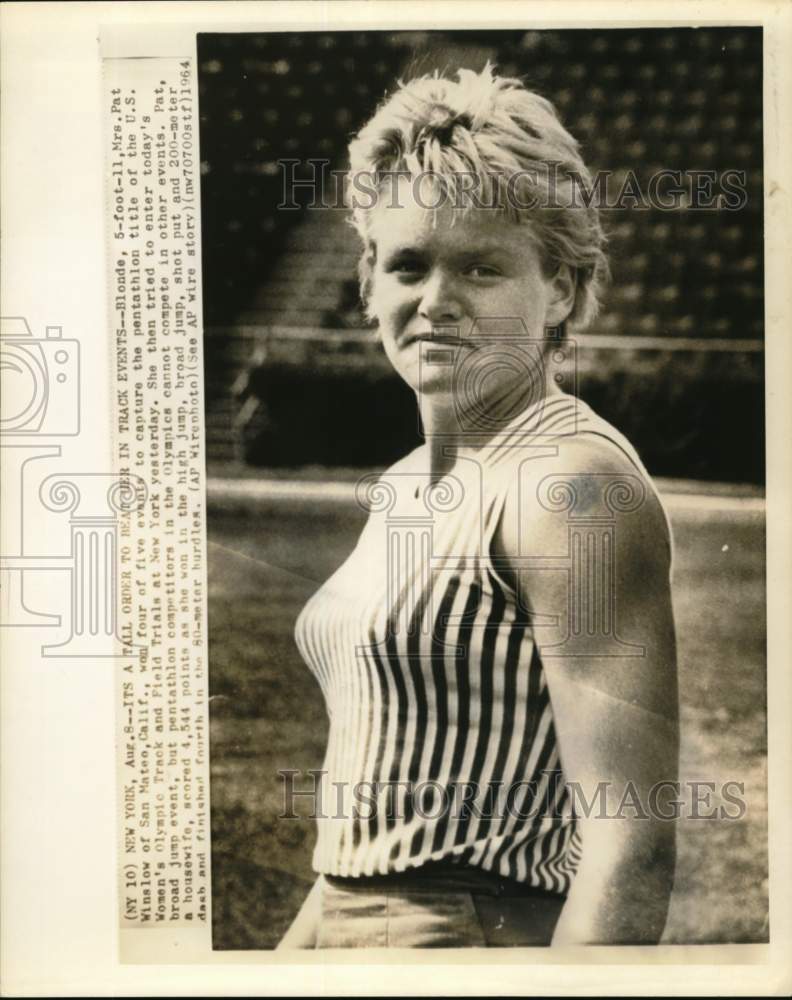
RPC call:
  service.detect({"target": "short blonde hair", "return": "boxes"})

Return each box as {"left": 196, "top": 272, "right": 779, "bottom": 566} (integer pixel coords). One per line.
{"left": 347, "top": 63, "right": 609, "bottom": 332}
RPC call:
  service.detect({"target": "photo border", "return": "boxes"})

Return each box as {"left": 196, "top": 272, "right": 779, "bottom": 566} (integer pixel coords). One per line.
{"left": 1, "top": 1, "right": 789, "bottom": 995}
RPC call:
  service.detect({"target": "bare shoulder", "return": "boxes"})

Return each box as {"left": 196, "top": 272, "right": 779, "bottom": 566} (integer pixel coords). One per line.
{"left": 494, "top": 425, "right": 677, "bottom": 721}
{"left": 496, "top": 431, "right": 672, "bottom": 573}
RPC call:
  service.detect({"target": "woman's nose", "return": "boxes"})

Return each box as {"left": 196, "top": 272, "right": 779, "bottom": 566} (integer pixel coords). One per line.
{"left": 418, "top": 271, "right": 463, "bottom": 324}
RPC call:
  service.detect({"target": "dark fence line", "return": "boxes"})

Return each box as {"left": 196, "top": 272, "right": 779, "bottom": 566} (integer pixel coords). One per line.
{"left": 203, "top": 326, "right": 765, "bottom": 485}
{"left": 207, "top": 325, "right": 764, "bottom": 353}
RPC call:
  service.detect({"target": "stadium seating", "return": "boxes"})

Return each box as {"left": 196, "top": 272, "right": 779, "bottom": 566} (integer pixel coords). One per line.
{"left": 198, "top": 29, "right": 764, "bottom": 481}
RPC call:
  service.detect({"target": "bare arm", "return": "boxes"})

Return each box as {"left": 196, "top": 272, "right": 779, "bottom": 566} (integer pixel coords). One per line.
{"left": 494, "top": 439, "right": 679, "bottom": 945}
{"left": 275, "top": 876, "right": 323, "bottom": 950}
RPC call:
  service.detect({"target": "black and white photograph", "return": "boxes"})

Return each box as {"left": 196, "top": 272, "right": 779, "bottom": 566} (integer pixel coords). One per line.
{"left": 199, "top": 27, "right": 768, "bottom": 950}
{"left": 3, "top": 2, "right": 791, "bottom": 994}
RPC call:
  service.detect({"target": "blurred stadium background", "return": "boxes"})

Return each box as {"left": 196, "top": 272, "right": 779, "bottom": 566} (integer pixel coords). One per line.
{"left": 198, "top": 28, "right": 767, "bottom": 949}
{"left": 198, "top": 26, "right": 764, "bottom": 483}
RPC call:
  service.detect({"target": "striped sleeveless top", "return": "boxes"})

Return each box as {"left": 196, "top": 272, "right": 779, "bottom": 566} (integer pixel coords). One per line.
{"left": 295, "top": 392, "right": 668, "bottom": 893}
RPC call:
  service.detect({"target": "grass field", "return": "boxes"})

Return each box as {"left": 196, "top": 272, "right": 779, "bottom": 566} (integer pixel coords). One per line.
{"left": 206, "top": 490, "right": 767, "bottom": 950}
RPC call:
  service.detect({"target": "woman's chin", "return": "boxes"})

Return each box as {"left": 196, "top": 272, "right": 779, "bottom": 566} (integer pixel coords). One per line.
{"left": 390, "top": 362, "right": 453, "bottom": 397}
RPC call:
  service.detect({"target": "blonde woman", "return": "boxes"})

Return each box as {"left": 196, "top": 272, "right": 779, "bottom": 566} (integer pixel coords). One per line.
{"left": 279, "top": 64, "right": 678, "bottom": 948}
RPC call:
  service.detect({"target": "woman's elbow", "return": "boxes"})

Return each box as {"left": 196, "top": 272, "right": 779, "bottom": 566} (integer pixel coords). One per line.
{"left": 579, "top": 814, "right": 677, "bottom": 893}
{"left": 618, "top": 818, "right": 678, "bottom": 919}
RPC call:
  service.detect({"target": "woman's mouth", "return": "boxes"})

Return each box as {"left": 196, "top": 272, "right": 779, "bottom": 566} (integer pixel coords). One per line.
{"left": 406, "top": 330, "right": 464, "bottom": 347}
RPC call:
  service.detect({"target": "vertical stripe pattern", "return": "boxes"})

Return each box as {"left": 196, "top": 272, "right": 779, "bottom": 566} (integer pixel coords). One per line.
{"left": 294, "top": 393, "right": 666, "bottom": 893}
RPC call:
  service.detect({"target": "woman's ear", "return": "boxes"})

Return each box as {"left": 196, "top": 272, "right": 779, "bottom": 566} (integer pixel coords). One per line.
{"left": 545, "top": 263, "right": 577, "bottom": 328}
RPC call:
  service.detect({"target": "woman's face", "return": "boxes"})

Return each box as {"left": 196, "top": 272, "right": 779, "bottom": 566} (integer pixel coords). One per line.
{"left": 367, "top": 177, "right": 574, "bottom": 410}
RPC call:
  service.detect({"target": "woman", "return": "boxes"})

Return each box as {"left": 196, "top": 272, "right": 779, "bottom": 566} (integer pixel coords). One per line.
{"left": 279, "top": 64, "right": 678, "bottom": 948}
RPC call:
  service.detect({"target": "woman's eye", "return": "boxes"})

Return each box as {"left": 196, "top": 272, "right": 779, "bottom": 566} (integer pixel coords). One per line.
{"left": 466, "top": 264, "right": 501, "bottom": 278}
{"left": 386, "top": 257, "right": 423, "bottom": 276}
